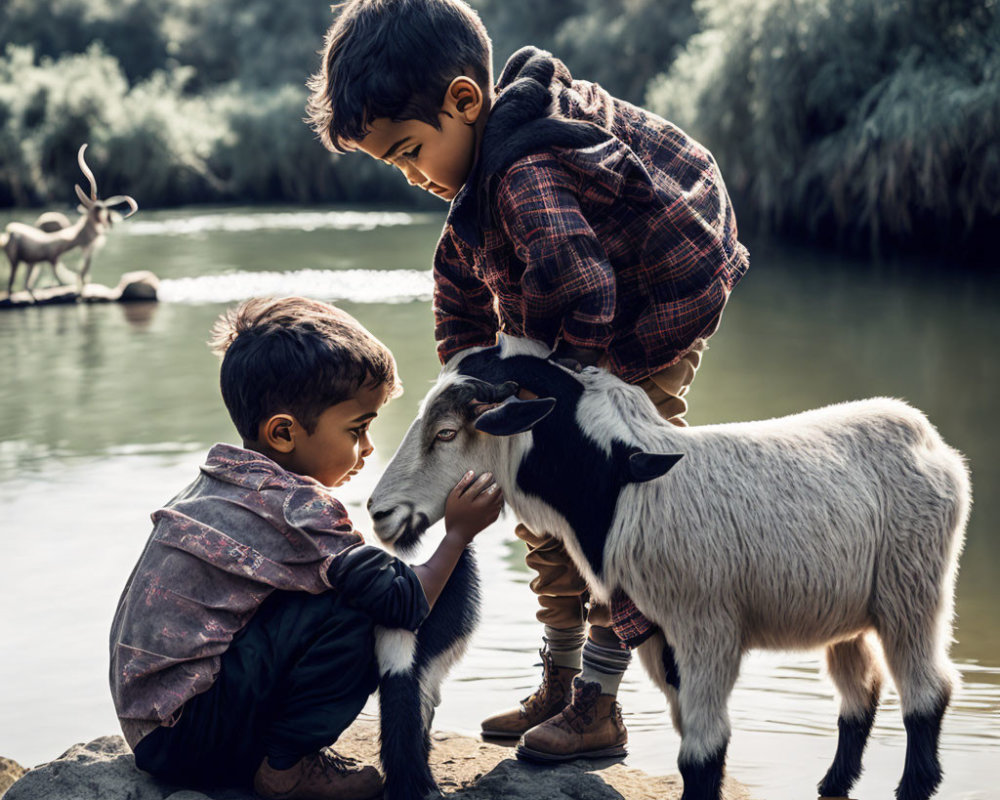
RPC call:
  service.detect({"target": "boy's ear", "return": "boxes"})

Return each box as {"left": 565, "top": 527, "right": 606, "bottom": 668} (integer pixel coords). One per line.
{"left": 443, "top": 77, "right": 483, "bottom": 124}
{"left": 261, "top": 414, "right": 297, "bottom": 453}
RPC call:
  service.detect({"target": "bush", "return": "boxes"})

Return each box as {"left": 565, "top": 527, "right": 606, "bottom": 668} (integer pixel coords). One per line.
{"left": 647, "top": 0, "right": 1000, "bottom": 255}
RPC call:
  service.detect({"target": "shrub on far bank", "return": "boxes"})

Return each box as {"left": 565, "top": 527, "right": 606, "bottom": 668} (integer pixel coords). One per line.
{"left": 0, "top": 44, "right": 425, "bottom": 209}
{"left": 648, "top": 0, "right": 1000, "bottom": 258}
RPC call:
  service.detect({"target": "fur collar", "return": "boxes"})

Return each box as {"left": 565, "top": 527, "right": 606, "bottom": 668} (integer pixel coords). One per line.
{"left": 447, "top": 46, "right": 613, "bottom": 248}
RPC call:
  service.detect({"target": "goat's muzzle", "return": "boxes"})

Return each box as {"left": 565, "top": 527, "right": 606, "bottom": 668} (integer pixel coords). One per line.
{"left": 369, "top": 501, "right": 430, "bottom": 549}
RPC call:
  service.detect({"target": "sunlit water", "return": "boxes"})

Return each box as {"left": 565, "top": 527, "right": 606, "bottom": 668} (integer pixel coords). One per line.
{"left": 1, "top": 207, "right": 997, "bottom": 799}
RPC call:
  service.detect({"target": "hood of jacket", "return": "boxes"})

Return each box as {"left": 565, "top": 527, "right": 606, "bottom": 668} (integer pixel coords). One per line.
{"left": 448, "top": 46, "right": 617, "bottom": 247}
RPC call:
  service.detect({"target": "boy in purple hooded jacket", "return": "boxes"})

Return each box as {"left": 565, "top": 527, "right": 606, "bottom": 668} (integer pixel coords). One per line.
{"left": 110, "top": 297, "right": 503, "bottom": 800}
{"left": 307, "top": 0, "right": 748, "bottom": 766}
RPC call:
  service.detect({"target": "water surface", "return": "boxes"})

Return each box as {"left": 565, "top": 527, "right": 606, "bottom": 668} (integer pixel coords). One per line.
{"left": 1, "top": 207, "right": 997, "bottom": 798}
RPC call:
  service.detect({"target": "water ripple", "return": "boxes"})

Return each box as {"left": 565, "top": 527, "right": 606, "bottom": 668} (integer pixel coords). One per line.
{"left": 158, "top": 269, "right": 433, "bottom": 305}
{"left": 123, "top": 210, "right": 429, "bottom": 236}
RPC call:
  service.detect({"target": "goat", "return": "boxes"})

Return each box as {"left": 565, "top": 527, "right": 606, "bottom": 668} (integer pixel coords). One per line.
{"left": 1, "top": 144, "right": 137, "bottom": 299}
{"left": 368, "top": 336, "right": 970, "bottom": 800}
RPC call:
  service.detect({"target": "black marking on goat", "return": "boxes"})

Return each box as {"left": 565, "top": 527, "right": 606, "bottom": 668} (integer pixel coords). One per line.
{"left": 662, "top": 640, "right": 680, "bottom": 690}
{"left": 379, "top": 672, "right": 436, "bottom": 799}
{"left": 395, "top": 511, "right": 430, "bottom": 551}
{"left": 817, "top": 686, "right": 878, "bottom": 798}
{"left": 895, "top": 696, "right": 948, "bottom": 800}
{"left": 678, "top": 742, "right": 727, "bottom": 800}
{"left": 459, "top": 347, "right": 679, "bottom": 580}
{"left": 378, "top": 548, "right": 481, "bottom": 800}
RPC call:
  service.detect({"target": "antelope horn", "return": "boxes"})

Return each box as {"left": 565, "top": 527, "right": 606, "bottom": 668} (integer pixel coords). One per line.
{"left": 77, "top": 143, "right": 98, "bottom": 201}
{"left": 75, "top": 184, "right": 94, "bottom": 208}
{"left": 103, "top": 195, "right": 139, "bottom": 218}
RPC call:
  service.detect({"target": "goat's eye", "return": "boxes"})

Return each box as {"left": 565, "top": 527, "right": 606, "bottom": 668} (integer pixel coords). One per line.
{"left": 435, "top": 429, "right": 458, "bottom": 442}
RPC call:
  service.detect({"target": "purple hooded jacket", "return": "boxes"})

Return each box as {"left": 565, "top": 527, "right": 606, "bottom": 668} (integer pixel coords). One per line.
{"left": 109, "top": 444, "right": 426, "bottom": 748}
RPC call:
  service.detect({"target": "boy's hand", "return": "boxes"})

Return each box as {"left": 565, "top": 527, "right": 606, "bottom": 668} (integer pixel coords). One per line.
{"left": 445, "top": 471, "right": 503, "bottom": 544}
{"left": 412, "top": 472, "right": 503, "bottom": 609}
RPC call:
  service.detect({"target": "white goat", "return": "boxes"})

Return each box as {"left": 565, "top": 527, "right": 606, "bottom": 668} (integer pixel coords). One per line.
{"left": 368, "top": 336, "right": 970, "bottom": 800}
{"left": 1, "top": 144, "right": 137, "bottom": 299}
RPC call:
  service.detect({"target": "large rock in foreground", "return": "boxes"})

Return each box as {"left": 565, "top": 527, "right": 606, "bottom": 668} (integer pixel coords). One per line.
{"left": 2, "top": 721, "right": 756, "bottom": 799}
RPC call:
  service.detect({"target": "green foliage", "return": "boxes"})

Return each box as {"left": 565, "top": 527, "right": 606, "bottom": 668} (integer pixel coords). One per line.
{"left": 648, "top": 0, "right": 1000, "bottom": 253}
{"left": 0, "top": 0, "right": 169, "bottom": 83}
{"left": 471, "top": 0, "right": 695, "bottom": 104}
{"left": 0, "top": 45, "right": 226, "bottom": 206}
{"left": 210, "top": 84, "right": 422, "bottom": 204}
{"left": 553, "top": 0, "right": 698, "bottom": 102}
{"left": 166, "top": 0, "right": 335, "bottom": 91}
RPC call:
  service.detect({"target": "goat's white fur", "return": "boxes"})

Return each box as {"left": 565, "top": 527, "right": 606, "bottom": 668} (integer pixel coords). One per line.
{"left": 374, "top": 627, "right": 417, "bottom": 677}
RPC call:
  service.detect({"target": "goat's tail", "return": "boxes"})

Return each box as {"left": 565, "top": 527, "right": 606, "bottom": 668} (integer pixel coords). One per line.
{"left": 378, "top": 670, "right": 438, "bottom": 800}
{"left": 0, "top": 232, "right": 8, "bottom": 250}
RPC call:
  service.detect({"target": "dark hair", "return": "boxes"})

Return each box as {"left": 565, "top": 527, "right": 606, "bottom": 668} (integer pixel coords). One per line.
{"left": 209, "top": 296, "right": 402, "bottom": 441}
{"left": 307, "top": 0, "right": 493, "bottom": 152}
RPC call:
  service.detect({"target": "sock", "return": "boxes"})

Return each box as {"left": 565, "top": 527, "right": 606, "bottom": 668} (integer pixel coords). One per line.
{"left": 580, "top": 638, "right": 631, "bottom": 696}
{"left": 543, "top": 624, "right": 586, "bottom": 670}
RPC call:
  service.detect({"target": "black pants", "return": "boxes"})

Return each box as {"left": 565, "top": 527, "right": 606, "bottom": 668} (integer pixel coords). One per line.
{"left": 133, "top": 589, "right": 379, "bottom": 789}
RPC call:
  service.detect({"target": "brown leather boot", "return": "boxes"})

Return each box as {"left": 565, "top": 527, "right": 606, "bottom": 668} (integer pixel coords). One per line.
{"left": 516, "top": 677, "right": 628, "bottom": 761}
{"left": 480, "top": 648, "right": 579, "bottom": 738}
{"left": 253, "top": 748, "right": 383, "bottom": 800}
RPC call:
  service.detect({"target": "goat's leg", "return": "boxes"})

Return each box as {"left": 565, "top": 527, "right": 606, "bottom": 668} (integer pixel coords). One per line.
{"left": 877, "top": 622, "right": 954, "bottom": 800}
{"left": 375, "top": 628, "right": 439, "bottom": 800}
{"left": 78, "top": 251, "right": 93, "bottom": 293}
{"left": 23, "top": 263, "right": 38, "bottom": 299}
{"left": 49, "top": 259, "right": 67, "bottom": 286}
{"left": 5, "top": 259, "right": 17, "bottom": 297}
{"left": 818, "top": 633, "right": 882, "bottom": 797}
{"left": 635, "top": 630, "right": 682, "bottom": 734}
{"left": 673, "top": 632, "right": 741, "bottom": 800}
{"left": 874, "top": 521, "right": 959, "bottom": 800}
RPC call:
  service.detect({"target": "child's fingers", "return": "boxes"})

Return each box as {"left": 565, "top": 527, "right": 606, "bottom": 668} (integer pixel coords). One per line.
{"left": 467, "top": 472, "right": 493, "bottom": 495}
{"left": 476, "top": 481, "right": 502, "bottom": 504}
{"left": 452, "top": 470, "right": 476, "bottom": 495}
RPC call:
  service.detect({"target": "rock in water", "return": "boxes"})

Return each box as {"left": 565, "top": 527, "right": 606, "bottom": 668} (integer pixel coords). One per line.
{"left": 116, "top": 271, "right": 159, "bottom": 302}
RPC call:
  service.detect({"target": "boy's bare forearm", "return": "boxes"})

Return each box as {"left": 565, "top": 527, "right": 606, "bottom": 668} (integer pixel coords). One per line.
{"left": 411, "top": 530, "right": 472, "bottom": 608}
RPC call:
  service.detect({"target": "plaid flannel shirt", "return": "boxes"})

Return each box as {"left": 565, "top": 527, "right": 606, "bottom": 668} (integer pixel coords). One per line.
{"left": 434, "top": 55, "right": 748, "bottom": 385}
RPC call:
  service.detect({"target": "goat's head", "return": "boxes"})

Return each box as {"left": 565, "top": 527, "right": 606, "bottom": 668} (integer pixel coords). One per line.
{"left": 74, "top": 144, "right": 138, "bottom": 229}
{"left": 369, "top": 336, "right": 683, "bottom": 559}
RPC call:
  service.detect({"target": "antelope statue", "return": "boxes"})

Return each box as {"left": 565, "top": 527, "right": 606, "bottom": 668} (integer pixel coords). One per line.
{"left": 1, "top": 144, "right": 138, "bottom": 300}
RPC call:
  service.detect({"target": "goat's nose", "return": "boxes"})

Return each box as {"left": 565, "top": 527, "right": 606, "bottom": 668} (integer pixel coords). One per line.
{"left": 367, "top": 497, "right": 393, "bottom": 520}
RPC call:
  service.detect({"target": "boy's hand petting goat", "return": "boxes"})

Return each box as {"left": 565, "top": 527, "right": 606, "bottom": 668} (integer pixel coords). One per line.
{"left": 369, "top": 336, "right": 970, "bottom": 800}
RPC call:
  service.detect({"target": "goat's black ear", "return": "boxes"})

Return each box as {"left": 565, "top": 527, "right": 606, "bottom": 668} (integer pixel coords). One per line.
{"left": 627, "top": 452, "right": 683, "bottom": 482}
{"left": 474, "top": 397, "right": 556, "bottom": 436}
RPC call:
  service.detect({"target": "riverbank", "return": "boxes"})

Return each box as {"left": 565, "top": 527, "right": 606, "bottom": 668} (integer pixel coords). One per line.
{"left": 0, "top": 720, "right": 756, "bottom": 799}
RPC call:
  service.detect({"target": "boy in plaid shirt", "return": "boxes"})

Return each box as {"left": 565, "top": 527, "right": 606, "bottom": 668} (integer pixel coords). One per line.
{"left": 308, "top": 0, "right": 748, "bottom": 761}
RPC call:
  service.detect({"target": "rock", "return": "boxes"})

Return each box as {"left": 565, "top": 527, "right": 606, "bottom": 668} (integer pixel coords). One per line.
{"left": 0, "top": 270, "right": 158, "bottom": 308}
{"left": 2, "top": 722, "right": 757, "bottom": 800}
{"left": 0, "top": 758, "right": 26, "bottom": 797}
{"left": 115, "top": 271, "right": 159, "bottom": 302}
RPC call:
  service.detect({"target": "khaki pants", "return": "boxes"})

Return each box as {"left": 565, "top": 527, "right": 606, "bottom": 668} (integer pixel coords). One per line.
{"left": 516, "top": 342, "right": 705, "bottom": 633}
